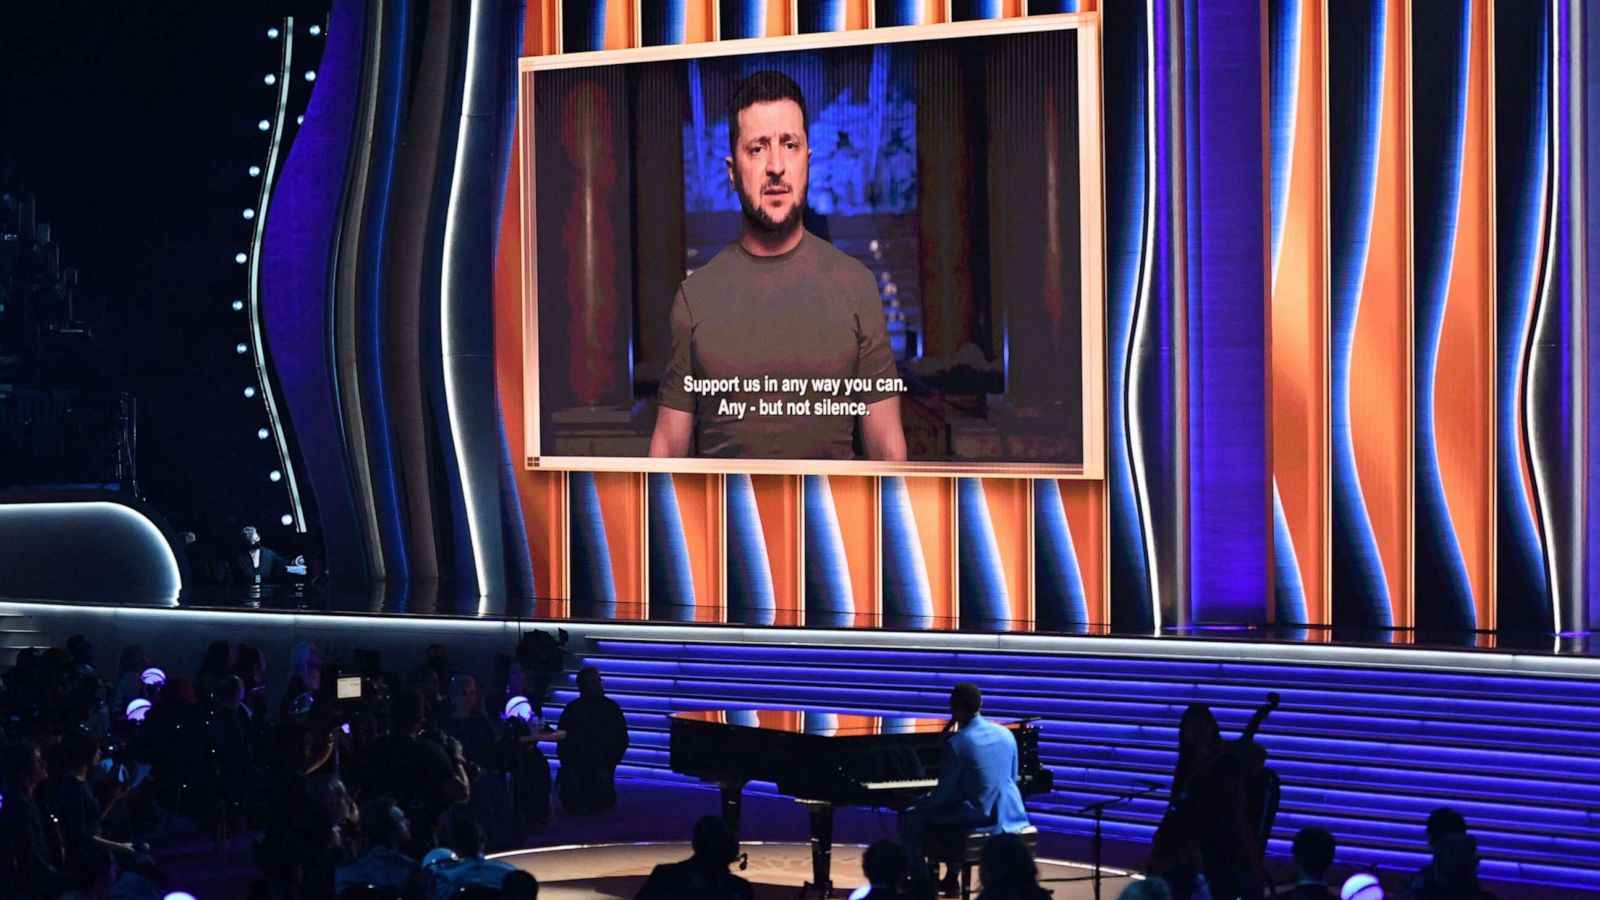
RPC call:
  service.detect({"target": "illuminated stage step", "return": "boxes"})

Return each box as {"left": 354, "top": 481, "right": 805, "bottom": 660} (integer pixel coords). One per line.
{"left": 572, "top": 637, "right": 1600, "bottom": 894}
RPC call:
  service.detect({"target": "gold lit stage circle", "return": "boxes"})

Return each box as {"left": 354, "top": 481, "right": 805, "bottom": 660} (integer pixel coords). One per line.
{"left": 489, "top": 841, "right": 1135, "bottom": 899}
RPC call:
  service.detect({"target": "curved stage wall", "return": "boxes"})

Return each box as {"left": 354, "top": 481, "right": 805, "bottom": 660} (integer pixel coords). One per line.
{"left": 235, "top": 0, "right": 1596, "bottom": 634}
{"left": 6, "top": 601, "right": 1596, "bottom": 894}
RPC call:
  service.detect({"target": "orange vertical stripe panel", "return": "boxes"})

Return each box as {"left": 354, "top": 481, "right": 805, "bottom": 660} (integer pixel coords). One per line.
{"left": 981, "top": 479, "right": 1033, "bottom": 630}
{"left": 1271, "top": 0, "right": 1329, "bottom": 623}
{"left": 1348, "top": 0, "right": 1412, "bottom": 626}
{"left": 673, "top": 474, "right": 726, "bottom": 623}
{"left": 767, "top": 0, "right": 792, "bottom": 37}
{"left": 830, "top": 476, "right": 880, "bottom": 624}
{"left": 527, "top": 2, "right": 556, "bottom": 55}
{"left": 595, "top": 472, "right": 645, "bottom": 617}
{"left": 1004, "top": 0, "right": 1023, "bottom": 17}
{"left": 604, "top": 0, "right": 633, "bottom": 49}
{"left": 751, "top": 475, "right": 802, "bottom": 625}
{"left": 1433, "top": 0, "right": 1494, "bottom": 629}
{"left": 1057, "top": 479, "right": 1106, "bottom": 627}
{"left": 926, "top": 0, "right": 945, "bottom": 23}
{"left": 903, "top": 477, "right": 956, "bottom": 629}
{"left": 686, "top": 0, "right": 714, "bottom": 42}
{"left": 847, "top": 0, "right": 869, "bottom": 29}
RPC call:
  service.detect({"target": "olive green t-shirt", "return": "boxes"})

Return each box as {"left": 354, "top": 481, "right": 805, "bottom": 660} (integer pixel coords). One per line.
{"left": 657, "top": 230, "right": 899, "bottom": 459}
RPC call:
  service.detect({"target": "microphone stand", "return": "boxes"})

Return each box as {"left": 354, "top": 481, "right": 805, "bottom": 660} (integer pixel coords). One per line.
{"left": 1075, "top": 784, "right": 1165, "bottom": 900}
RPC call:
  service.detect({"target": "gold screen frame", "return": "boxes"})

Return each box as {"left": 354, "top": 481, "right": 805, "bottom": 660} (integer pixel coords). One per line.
{"left": 518, "top": 13, "right": 1106, "bottom": 479}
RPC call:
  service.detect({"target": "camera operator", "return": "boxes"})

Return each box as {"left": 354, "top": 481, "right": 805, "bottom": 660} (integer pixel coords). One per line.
{"left": 358, "top": 689, "right": 469, "bottom": 855}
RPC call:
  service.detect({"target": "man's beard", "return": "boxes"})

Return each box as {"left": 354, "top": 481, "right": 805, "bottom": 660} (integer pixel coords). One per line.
{"left": 736, "top": 178, "right": 804, "bottom": 237}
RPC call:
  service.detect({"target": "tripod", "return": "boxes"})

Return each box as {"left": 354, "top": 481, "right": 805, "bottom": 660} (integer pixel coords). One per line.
{"left": 1078, "top": 783, "right": 1165, "bottom": 900}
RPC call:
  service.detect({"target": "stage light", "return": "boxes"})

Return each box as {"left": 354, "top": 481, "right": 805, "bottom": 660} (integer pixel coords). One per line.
{"left": 257, "top": 119, "right": 270, "bottom": 132}
{"left": 264, "top": 74, "right": 277, "bottom": 86}
{"left": 267, "top": 27, "right": 280, "bottom": 39}
{"left": 125, "top": 699, "right": 153, "bottom": 723}
{"left": 304, "top": 70, "right": 316, "bottom": 82}
{"left": 258, "top": 428, "right": 270, "bottom": 440}
{"left": 244, "top": 386, "right": 257, "bottom": 398}
{"left": 504, "top": 696, "right": 535, "bottom": 722}
{"left": 310, "top": 24, "right": 322, "bottom": 36}
{"left": 236, "top": 343, "right": 249, "bottom": 355}
{"left": 235, "top": 252, "right": 248, "bottom": 264}
{"left": 249, "top": 165, "right": 261, "bottom": 177}
{"left": 1340, "top": 873, "right": 1383, "bottom": 900}
{"left": 140, "top": 667, "right": 167, "bottom": 687}
{"left": 164, "top": 893, "right": 198, "bottom": 900}
{"left": 243, "top": 208, "right": 255, "bottom": 220}
{"left": 270, "top": 470, "right": 282, "bottom": 483}
{"left": 281, "top": 514, "right": 294, "bottom": 526}
{"left": 232, "top": 300, "right": 245, "bottom": 312}
{"left": 340, "top": 723, "right": 351, "bottom": 735}
{"left": 296, "top": 115, "right": 304, "bottom": 125}
{"left": 848, "top": 886, "right": 871, "bottom": 900}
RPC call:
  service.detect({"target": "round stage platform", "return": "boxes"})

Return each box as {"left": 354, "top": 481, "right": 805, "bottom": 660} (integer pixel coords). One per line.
{"left": 490, "top": 841, "right": 1134, "bottom": 899}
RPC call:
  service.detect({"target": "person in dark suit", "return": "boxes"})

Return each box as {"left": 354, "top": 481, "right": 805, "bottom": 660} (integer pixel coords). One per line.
{"left": 1281, "top": 827, "right": 1338, "bottom": 899}
{"left": 554, "top": 667, "right": 629, "bottom": 813}
{"left": 230, "top": 526, "right": 289, "bottom": 586}
{"left": 633, "top": 815, "right": 752, "bottom": 900}
{"left": 858, "top": 840, "right": 910, "bottom": 900}
{"left": 898, "top": 683, "right": 1030, "bottom": 890}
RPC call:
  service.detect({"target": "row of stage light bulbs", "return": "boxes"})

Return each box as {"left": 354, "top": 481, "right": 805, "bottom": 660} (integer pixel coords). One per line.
{"left": 232, "top": 22, "right": 324, "bottom": 529}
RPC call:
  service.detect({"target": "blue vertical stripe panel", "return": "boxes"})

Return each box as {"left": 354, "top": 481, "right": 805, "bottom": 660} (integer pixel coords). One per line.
{"left": 875, "top": 0, "right": 921, "bottom": 26}
{"left": 957, "top": 478, "right": 1010, "bottom": 629}
{"left": 1034, "top": 479, "right": 1088, "bottom": 632}
{"left": 260, "top": 0, "right": 370, "bottom": 584}
{"left": 569, "top": 473, "right": 617, "bottom": 618}
{"left": 725, "top": 474, "right": 776, "bottom": 626}
{"left": 1184, "top": 0, "right": 1271, "bottom": 624}
{"left": 880, "top": 476, "right": 934, "bottom": 630}
{"left": 720, "top": 0, "right": 766, "bottom": 40}
{"left": 951, "top": 0, "right": 1001, "bottom": 21}
{"left": 1268, "top": 0, "right": 1301, "bottom": 267}
{"left": 798, "top": 0, "right": 845, "bottom": 33}
{"left": 1029, "top": 0, "right": 1079, "bottom": 13}
{"left": 1101, "top": 0, "right": 1157, "bottom": 630}
{"left": 1327, "top": 0, "right": 1394, "bottom": 626}
{"left": 641, "top": 0, "right": 687, "bottom": 45}
{"left": 804, "top": 475, "right": 854, "bottom": 627}
{"left": 1273, "top": 482, "right": 1309, "bottom": 624}
{"left": 1494, "top": 1, "right": 1553, "bottom": 629}
{"left": 1586, "top": 0, "right": 1600, "bottom": 634}
{"left": 648, "top": 474, "right": 697, "bottom": 622}
{"left": 803, "top": 710, "right": 840, "bottom": 735}
{"left": 1411, "top": 0, "right": 1476, "bottom": 630}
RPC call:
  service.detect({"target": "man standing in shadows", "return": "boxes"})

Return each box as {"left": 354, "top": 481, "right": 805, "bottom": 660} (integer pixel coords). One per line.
{"left": 554, "top": 666, "right": 629, "bottom": 813}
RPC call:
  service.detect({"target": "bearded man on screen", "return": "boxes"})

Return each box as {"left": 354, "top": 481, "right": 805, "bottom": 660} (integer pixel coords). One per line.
{"left": 648, "top": 70, "right": 907, "bottom": 461}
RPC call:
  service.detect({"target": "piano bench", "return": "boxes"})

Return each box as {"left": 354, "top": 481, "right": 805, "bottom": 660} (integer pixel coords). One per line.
{"left": 932, "top": 825, "right": 1040, "bottom": 900}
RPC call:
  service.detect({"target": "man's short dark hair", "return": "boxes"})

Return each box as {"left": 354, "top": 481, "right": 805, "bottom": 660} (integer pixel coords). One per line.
{"left": 447, "top": 812, "right": 487, "bottom": 858}
{"left": 1426, "top": 807, "right": 1468, "bottom": 844}
{"left": 1292, "top": 827, "right": 1335, "bottom": 879}
{"left": 951, "top": 682, "right": 982, "bottom": 717}
{"left": 863, "top": 839, "right": 908, "bottom": 884}
{"left": 690, "top": 815, "right": 740, "bottom": 865}
{"left": 727, "top": 70, "right": 808, "bottom": 156}
{"left": 501, "top": 869, "right": 539, "bottom": 899}
{"left": 577, "top": 666, "right": 602, "bottom": 688}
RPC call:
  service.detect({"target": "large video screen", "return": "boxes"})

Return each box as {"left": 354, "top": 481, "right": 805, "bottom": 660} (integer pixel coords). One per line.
{"left": 520, "top": 18, "right": 1103, "bottom": 476}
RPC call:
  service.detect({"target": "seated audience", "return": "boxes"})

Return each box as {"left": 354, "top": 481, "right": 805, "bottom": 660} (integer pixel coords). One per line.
{"left": 281, "top": 642, "right": 323, "bottom": 720}
{"left": 196, "top": 640, "right": 235, "bottom": 700}
{"left": 1401, "top": 833, "right": 1497, "bottom": 900}
{"left": 360, "top": 689, "right": 470, "bottom": 853}
{"left": 427, "top": 815, "right": 516, "bottom": 900}
{"left": 858, "top": 839, "right": 909, "bottom": 900}
{"left": 110, "top": 644, "right": 151, "bottom": 720}
{"left": 555, "top": 666, "right": 629, "bottom": 813}
{"left": 50, "top": 730, "right": 135, "bottom": 891}
{"left": 0, "top": 740, "right": 72, "bottom": 898}
{"left": 233, "top": 643, "right": 269, "bottom": 722}
{"left": 335, "top": 797, "right": 418, "bottom": 898}
{"left": 501, "top": 869, "right": 540, "bottom": 900}
{"left": 208, "top": 675, "right": 262, "bottom": 802}
{"left": 66, "top": 634, "right": 99, "bottom": 680}
{"left": 1282, "top": 827, "right": 1337, "bottom": 899}
{"left": 633, "top": 815, "right": 753, "bottom": 900}
{"left": 1403, "top": 807, "right": 1468, "bottom": 897}
{"left": 438, "top": 675, "right": 499, "bottom": 770}
{"left": 1117, "top": 881, "right": 1173, "bottom": 900}
{"left": 974, "top": 832, "right": 1049, "bottom": 900}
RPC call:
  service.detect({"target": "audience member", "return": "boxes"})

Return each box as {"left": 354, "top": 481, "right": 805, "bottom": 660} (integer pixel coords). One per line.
{"left": 501, "top": 868, "right": 540, "bottom": 900}
{"left": 973, "top": 832, "right": 1049, "bottom": 900}
{"left": 50, "top": 729, "right": 134, "bottom": 891}
{"left": 111, "top": 644, "right": 151, "bottom": 719}
{"left": 555, "top": 666, "right": 629, "bottom": 813}
{"left": 1402, "top": 807, "right": 1469, "bottom": 897}
{"left": 66, "top": 634, "right": 99, "bottom": 680}
{"left": 428, "top": 814, "right": 517, "bottom": 900}
{"left": 633, "top": 815, "right": 753, "bottom": 900}
{"left": 281, "top": 642, "right": 322, "bottom": 720}
{"left": 1402, "top": 832, "right": 1496, "bottom": 900}
{"left": 196, "top": 640, "right": 235, "bottom": 700}
{"left": 1282, "top": 827, "right": 1337, "bottom": 899}
{"left": 439, "top": 675, "right": 499, "bottom": 769}
{"left": 1117, "top": 880, "right": 1173, "bottom": 900}
{"left": 359, "top": 689, "right": 470, "bottom": 854}
{"left": 1146, "top": 819, "right": 1210, "bottom": 900}
{"left": 857, "top": 839, "right": 909, "bottom": 900}
{"left": 335, "top": 796, "right": 417, "bottom": 897}
{"left": 234, "top": 643, "right": 269, "bottom": 722}
{"left": 0, "top": 740, "right": 72, "bottom": 898}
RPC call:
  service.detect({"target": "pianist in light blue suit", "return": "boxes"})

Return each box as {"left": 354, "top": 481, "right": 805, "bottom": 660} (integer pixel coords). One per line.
{"left": 898, "top": 682, "right": 1030, "bottom": 883}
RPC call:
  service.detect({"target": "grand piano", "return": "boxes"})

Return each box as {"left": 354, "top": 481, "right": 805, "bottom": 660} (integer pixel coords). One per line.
{"left": 670, "top": 709, "right": 1053, "bottom": 897}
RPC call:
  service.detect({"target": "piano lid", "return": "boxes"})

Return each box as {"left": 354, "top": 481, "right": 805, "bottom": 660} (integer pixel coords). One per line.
{"left": 671, "top": 709, "right": 951, "bottom": 736}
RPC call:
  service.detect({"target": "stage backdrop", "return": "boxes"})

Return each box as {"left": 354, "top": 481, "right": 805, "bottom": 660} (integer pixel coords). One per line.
{"left": 253, "top": 0, "right": 1596, "bottom": 637}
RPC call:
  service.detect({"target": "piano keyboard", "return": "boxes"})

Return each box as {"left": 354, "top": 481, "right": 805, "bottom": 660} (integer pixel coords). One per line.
{"left": 860, "top": 778, "right": 938, "bottom": 790}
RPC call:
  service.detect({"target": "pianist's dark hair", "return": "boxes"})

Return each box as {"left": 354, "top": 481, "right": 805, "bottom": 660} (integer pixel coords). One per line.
{"left": 952, "top": 682, "right": 983, "bottom": 716}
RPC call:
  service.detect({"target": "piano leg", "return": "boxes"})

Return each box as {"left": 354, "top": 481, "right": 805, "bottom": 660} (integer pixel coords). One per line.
{"left": 718, "top": 781, "right": 746, "bottom": 840}
{"left": 799, "top": 800, "right": 835, "bottom": 898}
